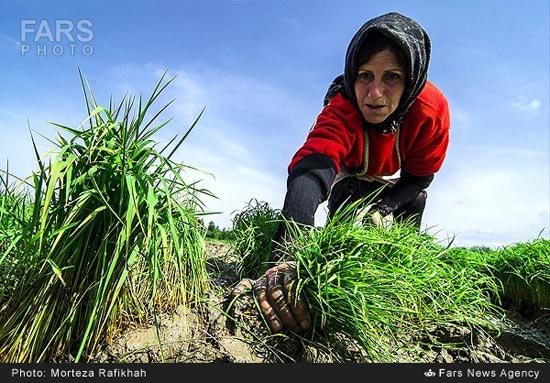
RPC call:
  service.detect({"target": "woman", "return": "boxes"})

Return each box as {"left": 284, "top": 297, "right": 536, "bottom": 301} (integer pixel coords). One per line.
{"left": 239, "top": 12, "right": 450, "bottom": 334}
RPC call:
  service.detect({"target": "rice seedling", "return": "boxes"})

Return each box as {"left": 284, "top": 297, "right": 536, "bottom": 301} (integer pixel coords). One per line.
{"left": 231, "top": 198, "right": 281, "bottom": 279}
{"left": 0, "top": 70, "right": 213, "bottom": 362}
{"left": 274, "top": 199, "right": 504, "bottom": 362}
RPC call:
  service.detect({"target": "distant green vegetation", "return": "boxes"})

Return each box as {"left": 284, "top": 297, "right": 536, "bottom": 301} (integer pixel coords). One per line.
{"left": 203, "top": 219, "right": 234, "bottom": 242}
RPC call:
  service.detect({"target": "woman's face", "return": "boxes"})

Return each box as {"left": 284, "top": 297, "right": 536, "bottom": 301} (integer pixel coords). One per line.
{"left": 354, "top": 49, "right": 406, "bottom": 124}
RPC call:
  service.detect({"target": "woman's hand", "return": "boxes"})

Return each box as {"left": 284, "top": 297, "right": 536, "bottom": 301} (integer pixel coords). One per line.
{"left": 231, "top": 261, "right": 311, "bottom": 334}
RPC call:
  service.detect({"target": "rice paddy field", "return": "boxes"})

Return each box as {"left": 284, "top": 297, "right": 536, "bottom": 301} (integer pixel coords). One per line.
{"left": 1, "top": 74, "right": 549, "bottom": 363}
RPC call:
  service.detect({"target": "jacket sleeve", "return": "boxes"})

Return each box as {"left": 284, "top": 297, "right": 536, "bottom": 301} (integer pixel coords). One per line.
{"left": 400, "top": 83, "right": 451, "bottom": 177}
{"left": 282, "top": 153, "right": 336, "bottom": 226}
{"left": 288, "top": 92, "right": 363, "bottom": 174}
{"left": 270, "top": 153, "right": 336, "bottom": 263}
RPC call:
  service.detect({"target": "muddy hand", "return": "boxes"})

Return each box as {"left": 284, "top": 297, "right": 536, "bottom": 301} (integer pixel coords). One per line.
{"left": 253, "top": 261, "right": 311, "bottom": 333}
{"left": 230, "top": 278, "right": 255, "bottom": 297}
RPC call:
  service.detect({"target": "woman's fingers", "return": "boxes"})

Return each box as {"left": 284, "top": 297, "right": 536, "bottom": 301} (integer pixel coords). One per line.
{"left": 265, "top": 267, "right": 302, "bottom": 333}
{"left": 249, "top": 262, "right": 310, "bottom": 334}
{"left": 229, "top": 278, "right": 254, "bottom": 297}
{"left": 253, "top": 275, "right": 283, "bottom": 333}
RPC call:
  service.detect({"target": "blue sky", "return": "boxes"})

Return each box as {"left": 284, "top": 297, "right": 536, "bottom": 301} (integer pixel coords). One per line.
{"left": 0, "top": 0, "right": 548, "bottom": 249}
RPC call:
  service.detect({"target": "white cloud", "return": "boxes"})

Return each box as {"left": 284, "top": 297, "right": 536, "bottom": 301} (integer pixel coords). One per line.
{"left": 189, "top": 158, "right": 286, "bottom": 229}
{"left": 0, "top": 33, "right": 20, "bottom": 51}
{"left": 511, "top": 98, "right": 542, "bottom": 115}
{"left": 94, "top": 63, "right": 318, "bottom": 229}
{"left": 168, "top": 118, "right": 287, "bottom": 229}
{"left": 424, "top": 146, "right": 550, "bottom": 248}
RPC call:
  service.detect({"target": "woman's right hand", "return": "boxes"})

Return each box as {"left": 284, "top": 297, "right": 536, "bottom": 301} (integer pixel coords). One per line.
{"left": 232, "top": 261, "right": 311, "bottom": 334}
{"left": 253, "top": 261, "right": 311, "bottom": 333}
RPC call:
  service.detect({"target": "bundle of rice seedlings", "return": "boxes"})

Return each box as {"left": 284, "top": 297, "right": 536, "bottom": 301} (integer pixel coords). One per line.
{"left": 278, "top": 199, "right": 504, "bottom": 362}
{"left": 486, "top": 238, "right": 550, "bottom": 315}
{"left": 231, "top": 198, "right": 281, "bottom": 279}
{"left": 442, "top": 246, "right": 504, "bottom": 306}
{"left": 0, "top": 70, "right": 212, "bottom": 362}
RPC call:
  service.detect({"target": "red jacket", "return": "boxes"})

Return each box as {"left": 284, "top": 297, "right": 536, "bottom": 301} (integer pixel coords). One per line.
{"left": 289, "top": 81, "right": 450, "bottom": 178}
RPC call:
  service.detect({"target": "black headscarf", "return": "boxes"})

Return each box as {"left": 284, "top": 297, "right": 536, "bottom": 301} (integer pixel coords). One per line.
{"left": 343, "top": 12, "right": 431, "bottom": 132}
